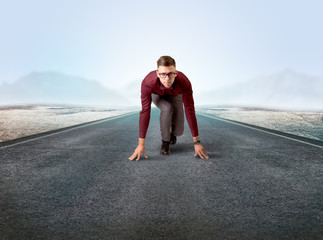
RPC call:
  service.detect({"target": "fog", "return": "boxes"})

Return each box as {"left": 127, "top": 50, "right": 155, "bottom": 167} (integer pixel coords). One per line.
{"left": 0, "top": 1, "right": 323, "bottom": 110}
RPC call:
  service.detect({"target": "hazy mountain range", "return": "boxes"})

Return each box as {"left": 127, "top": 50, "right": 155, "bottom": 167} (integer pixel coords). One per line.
{"left": 0, "top": 72, "right": 130, "bottom": 106}
{"left": 197, "top": 69, "right": 323, "bottom": 110}
{"left": 1, "top": 69, "right": 322, "bottom": 110}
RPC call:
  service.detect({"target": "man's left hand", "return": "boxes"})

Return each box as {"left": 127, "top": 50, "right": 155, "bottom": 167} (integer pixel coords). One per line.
{"left": 194, "top": 144, "right": 209, "bottom": 159}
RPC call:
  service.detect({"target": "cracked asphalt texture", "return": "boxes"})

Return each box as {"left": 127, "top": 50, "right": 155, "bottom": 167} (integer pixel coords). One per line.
{"left": 1, "top": 108, "right": 322, "bottom": 239}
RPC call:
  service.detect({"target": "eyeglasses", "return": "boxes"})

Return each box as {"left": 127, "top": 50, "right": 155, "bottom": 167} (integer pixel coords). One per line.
{"left": 158, "top": 72, "right": 176, "bottom": 79}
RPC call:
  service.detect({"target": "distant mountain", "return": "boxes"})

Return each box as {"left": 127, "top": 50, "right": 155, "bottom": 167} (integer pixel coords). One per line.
{"left": 118, "top": 79, "right": 141, "bottom": 106}
{"left": 0, "top": 72, "right": 130, "bottom": 106}
{"left": 197, "top": 69, "right": 323, "bottom": 110}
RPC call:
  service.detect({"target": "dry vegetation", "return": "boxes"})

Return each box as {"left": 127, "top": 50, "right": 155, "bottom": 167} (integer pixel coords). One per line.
{"left": 0, "top": 105, "right": 138, "bottom": 142}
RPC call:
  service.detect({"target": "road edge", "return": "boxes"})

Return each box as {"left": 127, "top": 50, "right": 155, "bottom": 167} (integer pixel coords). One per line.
{"left": 0, "top": 111, "right": 139, "bottom": 149}
{"left": 197, "top": 112, "right": 323, "bottom": 149}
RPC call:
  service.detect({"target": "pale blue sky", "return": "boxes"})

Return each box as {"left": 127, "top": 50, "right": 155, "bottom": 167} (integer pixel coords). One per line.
{"left": 0, "top": 0, "right": 322, "bottom": 93}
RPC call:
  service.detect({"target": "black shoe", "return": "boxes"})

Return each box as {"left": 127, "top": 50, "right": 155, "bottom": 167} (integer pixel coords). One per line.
{"left": 170, "top": 133, "right": 177, "bottom": 145}
{"left": 160, "top": 140, "right": 170, "bottom": 155}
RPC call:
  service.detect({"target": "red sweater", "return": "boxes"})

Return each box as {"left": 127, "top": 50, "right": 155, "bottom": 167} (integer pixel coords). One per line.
{"left": 139, "top": 70, "right": 199, "bottom": 139}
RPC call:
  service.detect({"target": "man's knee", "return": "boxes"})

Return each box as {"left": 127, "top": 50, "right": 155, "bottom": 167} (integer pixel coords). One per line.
{"left": 160, "top": 104, "right": 173, "bottom": 116}
{"left": 173, "top": 126, "right": 184, "bottom": 136}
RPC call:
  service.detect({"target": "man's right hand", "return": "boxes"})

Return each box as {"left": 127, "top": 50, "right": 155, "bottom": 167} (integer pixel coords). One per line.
{"left": 129, "top": 138, "right": 148, "bottom": 161}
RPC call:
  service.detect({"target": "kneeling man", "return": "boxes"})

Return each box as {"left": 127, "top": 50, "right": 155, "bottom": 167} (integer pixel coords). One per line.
{"left": 129, "top": 56, "right": 209, "bottom": 161}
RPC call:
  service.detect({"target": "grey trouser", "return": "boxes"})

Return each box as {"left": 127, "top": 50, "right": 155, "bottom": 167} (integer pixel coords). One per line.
{"left": 151, "top": 93, "right": 184, "bottom": 142}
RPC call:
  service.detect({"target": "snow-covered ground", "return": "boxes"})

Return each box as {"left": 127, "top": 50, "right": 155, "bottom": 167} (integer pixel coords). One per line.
{"left": 196, "top": 106, "right": 323, "bottom": 142}
{"left": 0, "top": 105, "right": 140, "bottom": 142}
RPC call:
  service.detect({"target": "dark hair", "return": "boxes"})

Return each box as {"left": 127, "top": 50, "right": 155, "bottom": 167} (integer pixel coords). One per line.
{"left": 157, "top": 56, "right": 176, "bottom": 68}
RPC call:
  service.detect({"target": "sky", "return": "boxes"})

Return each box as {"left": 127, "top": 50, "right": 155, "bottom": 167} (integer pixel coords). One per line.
{"left": 0, "top": 0, "right": 323, "bottom": 93}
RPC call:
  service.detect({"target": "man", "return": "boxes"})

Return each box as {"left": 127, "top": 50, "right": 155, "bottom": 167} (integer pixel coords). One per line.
{"left": 129, "top": 56, "right": 209, "bottom": 161}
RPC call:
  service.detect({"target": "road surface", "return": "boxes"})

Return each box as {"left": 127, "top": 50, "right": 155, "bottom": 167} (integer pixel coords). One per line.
{"left": 1, "top": 109, "right": 322, "bottom": 239}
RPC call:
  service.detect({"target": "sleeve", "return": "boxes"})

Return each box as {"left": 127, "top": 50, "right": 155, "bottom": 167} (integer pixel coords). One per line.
{"left": 182, "top": 80, "right": 199, "bottom": 137}
{"left": 139, "top": 81, "right": 152, "bottom": 138}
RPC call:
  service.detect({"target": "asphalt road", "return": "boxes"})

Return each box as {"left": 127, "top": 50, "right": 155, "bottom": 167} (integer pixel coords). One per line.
{"left": 0, "top": 109, "right": 322, "bottom": 240}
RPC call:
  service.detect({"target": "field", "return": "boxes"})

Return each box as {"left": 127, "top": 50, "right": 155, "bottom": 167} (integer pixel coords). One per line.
{"left": 1, "top": 105, "right": 323, "bottom": 143}
{"left": 196, "top": 106, "right": 323, "bottom": 141}
{"left": 0, "top": 105, "right": 139, "bottom": 142}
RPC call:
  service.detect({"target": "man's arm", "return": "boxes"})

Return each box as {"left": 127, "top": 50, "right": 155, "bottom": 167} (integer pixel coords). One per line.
{"left": 139, "top": 90, "right": 152, "bottom": 139}
{"left": 181, "top": 77, "right": 209, "bottom": 159}
{"left": 129, "top": 81, "right": 152, "bottom": 161}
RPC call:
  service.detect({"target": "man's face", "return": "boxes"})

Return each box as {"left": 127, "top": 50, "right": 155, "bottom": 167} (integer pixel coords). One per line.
{"left": 156, "top": 65, "right": 177, "bottom": 88}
